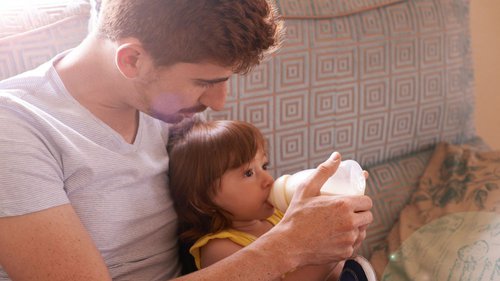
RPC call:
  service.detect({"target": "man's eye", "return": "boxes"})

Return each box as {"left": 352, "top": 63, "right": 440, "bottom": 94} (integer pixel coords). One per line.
{"left": 198, "top": 82, "right": 215, "bottom": 89}
{"left": 244, "top": 169, "right": 254, "bottom": 177}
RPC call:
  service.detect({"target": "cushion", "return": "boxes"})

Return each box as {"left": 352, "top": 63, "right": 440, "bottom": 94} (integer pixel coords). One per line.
{"left": 205, "top": 0, "right": 477, "bottom": 178}
{"left": 0, "top": 0, "right": 89, "bottom": 38}
{"left": 369, "top": 140, "right": 500, "bottom": 280}
{"left": 359, "top": 137, "right": 489, "bottom": 259}
{"left": 359, "top": 148, "right": 433, "bottom": 258}
{"left": 275, "top": 0, "right": 404, "bottom": 18}
{"left": 0, "top": 0, "right": 90, "bottom": 80}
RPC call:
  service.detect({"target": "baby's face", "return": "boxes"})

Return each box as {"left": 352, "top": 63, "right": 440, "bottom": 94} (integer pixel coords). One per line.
{"left": 213, "top": 150, "right": 275, "bottom": 225}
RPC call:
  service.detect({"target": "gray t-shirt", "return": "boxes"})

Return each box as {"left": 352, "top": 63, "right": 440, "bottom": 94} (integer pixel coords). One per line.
{"left": 0, "top": 53, "right": 181, "bottom": 280}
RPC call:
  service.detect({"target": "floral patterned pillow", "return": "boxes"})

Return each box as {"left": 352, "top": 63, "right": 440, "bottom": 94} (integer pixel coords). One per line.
{"left": 370, "top": 142, "right": 500, "bottom": 280}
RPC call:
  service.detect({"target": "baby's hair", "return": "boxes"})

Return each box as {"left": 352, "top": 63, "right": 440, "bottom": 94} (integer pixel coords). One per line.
{"left": 168, "top": 117, "right": 267, "bottom": 242}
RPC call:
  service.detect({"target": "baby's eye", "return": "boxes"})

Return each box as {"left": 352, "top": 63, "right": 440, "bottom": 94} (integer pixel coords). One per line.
{"left": 244, "top": 169, "right": 255, "bottom": 177}
{"left": 262, "top": 162, "right": 270, "bottom": 170}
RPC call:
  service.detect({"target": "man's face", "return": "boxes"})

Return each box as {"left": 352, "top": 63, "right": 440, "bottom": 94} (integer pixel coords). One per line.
{"left": 132, "top": 62, "right": 233, "bottom": 123}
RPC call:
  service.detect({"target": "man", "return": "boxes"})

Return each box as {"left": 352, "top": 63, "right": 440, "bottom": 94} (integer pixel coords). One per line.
{"left": 0, "top": 0, "right": 373, "bottom": 280}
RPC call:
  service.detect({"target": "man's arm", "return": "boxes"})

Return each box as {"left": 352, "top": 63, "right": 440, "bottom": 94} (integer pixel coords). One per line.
{"left": 0, "top": 204, "right": 112, "bottom": 281}
{"left": 0, "top": 151, "right": 372, "bottom": 281}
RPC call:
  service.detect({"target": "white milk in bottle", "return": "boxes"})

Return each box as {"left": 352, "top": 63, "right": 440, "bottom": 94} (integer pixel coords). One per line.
{"left": 268, "top": 160, "right": 366, "bottom": 212}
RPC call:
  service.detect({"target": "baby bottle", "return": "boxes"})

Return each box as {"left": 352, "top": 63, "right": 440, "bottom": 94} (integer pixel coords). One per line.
{"left": 268, "top": 160, "right": 366, "bottom": 213}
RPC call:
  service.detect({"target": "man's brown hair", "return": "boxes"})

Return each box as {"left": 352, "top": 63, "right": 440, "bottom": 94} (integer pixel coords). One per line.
{"left": 167, "top": 118, "right": 268, "bottom": 243}
{"left": 97, "top": 0, "right": 283, "bottom": 73}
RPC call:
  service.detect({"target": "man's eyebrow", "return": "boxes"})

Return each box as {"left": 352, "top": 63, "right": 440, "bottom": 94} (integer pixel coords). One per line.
{"left": 193, "top": 77, "right": 230, "bottom": 84}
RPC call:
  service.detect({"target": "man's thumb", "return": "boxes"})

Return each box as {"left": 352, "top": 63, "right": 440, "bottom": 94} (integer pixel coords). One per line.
{"left": 296, "top": 151, "right": 341, "bottom": 198}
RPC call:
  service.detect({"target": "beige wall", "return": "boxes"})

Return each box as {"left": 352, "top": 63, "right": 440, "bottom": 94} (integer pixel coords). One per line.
{"left": 471, "top": 0, "right": 500, "bottom": 150}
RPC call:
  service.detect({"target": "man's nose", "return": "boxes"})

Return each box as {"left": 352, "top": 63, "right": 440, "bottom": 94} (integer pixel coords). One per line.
{"left": 200, "top": 82, "right": 228, "bottom": 111}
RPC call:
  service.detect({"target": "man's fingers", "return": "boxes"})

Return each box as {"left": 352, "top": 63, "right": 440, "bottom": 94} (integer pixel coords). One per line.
{"left": 349, "top": 195, "right": 373, "bottom": 226}
{"left": 356, "top": 208, "right": 373, "bottom": 227}
{"left": 352, "top": 195, "right": 373, "bottom": 213}
{"left": 314, "top": 195, "right": 373, "bottom": 226}
{"left": 298, "top": 151, "right": 341, "bottom": 198}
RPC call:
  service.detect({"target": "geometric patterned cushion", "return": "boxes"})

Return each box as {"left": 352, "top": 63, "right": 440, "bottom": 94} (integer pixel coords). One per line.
{"left": 359, "top": 148, "right": 433, "bottom": 258}
{"left": 206, "top": 0, "right": 477, "bottom": 178}
{"left": 275, "top": 0, "right": 404, "bottom": 18}
{"left": 0, "top": 0, "right": 90, "bottom": 80}
{"left": 0, "top": 0, "right": 90, "bottom": 38}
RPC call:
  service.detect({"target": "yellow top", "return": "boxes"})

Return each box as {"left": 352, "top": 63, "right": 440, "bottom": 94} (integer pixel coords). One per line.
{"left": 189, "top": 209, "right": 284, "bottom": 269}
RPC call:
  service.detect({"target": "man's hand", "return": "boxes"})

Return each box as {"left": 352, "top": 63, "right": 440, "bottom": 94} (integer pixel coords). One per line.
{"left": 277, "top": 152, "right": 373, "bottom": 267}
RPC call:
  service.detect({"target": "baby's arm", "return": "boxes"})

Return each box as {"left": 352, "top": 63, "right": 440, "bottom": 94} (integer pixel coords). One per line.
{"left": 199, "top": 238, "right": 243, "bottom": 268}
{"left": 200, "top": 238, "right": 341, "bottom": 281}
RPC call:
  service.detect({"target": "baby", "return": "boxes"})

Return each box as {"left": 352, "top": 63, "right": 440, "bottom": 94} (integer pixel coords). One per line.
{"left": 167, "top": 117, "right": 375, "bottom": 280}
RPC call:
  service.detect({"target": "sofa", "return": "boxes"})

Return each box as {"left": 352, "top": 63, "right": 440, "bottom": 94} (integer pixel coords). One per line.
{"left": 2, "top": 0, "right": 498, "bottom": 280}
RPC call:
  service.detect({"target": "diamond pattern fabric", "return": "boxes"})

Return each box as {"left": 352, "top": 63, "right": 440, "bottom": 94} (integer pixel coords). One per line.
{"left": 206, "top": 0, "right": 476, "bottom": 179}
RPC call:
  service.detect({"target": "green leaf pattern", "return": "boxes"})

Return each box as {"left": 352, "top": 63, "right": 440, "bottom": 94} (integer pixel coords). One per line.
{"left": 427, "top": 151, "right": 500, "bottom": 209}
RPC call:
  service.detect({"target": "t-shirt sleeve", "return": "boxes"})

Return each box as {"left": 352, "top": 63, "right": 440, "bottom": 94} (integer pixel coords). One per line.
{"left": 0, "top": 102, "right": 69, "bottom": 217}
{"left": 267, "top": 209, "right": 284, "bottom": 225}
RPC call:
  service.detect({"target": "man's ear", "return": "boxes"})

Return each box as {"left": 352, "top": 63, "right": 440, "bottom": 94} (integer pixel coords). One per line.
{"left": 115, "top": 43, "right": 146, "bottom": 79}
